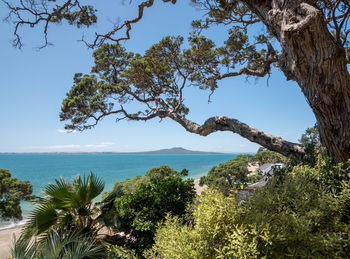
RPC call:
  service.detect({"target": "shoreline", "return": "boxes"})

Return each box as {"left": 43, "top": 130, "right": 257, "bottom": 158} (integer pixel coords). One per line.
{"left": 0, "top": 220, "right": 27, "bottom": 232}
{"left": 0, "top": 177, "right": 207, "bottom": 258}
{"left": 0, "top": 226, "right": 22, "bottom": 259}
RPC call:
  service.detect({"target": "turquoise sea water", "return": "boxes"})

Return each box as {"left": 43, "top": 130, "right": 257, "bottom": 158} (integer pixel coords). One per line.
{"left": 0, "top": 153, "right": 235, "bottom": 228}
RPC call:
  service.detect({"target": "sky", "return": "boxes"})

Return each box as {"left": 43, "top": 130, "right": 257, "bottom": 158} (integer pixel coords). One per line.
{"left": 0, "top": 1, "right": 315, "bottom": 153}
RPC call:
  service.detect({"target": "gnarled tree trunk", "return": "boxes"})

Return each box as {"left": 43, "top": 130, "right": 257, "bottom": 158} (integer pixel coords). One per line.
{"left": 246, "top": 0, "right": 350, "bottom": 162}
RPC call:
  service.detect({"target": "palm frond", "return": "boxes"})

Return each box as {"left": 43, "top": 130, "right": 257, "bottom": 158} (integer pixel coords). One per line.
{"left": 26, "top": 202, "right": 58, "bottom": 235}
{"left": 86, "top": 173, "right": 105, "bottom": 200}
{"left": 11, "top": 233, "right": 37, "bottom": 259}
{"left": 38, "top": 229, "right": 69, "bottom": 259}
{"left": 72, "top": 173, "right": 105, "bottom": 209}
{"left": 14, "top": 229, "right": 106, "bottom": 259}
{"left": 62, "top": 233, "right": 107, "bottom": 259}
{"left": 43, "top": 178, "right": 73, "bottom": 209}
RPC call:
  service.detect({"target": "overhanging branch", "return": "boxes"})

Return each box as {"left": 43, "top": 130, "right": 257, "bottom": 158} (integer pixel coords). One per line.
{"left": 166, "top": 113, "right": 305, "bottom": 160}
{"left": 85, "top": 0, "right": 177, "bottom": 48}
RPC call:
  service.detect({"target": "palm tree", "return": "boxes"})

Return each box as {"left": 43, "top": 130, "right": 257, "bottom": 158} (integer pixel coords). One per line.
{"left": 12, "top": 229, "right": 107, "bottom": 259}
{"left": 24, "top": 173, "right": 105, "bottom": 237}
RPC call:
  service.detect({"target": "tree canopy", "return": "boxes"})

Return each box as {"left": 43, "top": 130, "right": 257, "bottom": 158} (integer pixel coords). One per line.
{"left": 0, "top": 168, "right": 33, "bottom": 221}
{"left": 24, "top": 173, "right": 104, "bottom": 236}
{"left": 4, "top": 0, "right": 350, "bottom": 162}
{"left": 252, "top": 147, "right": 286, "bottom": 166}
{"left": 199, "top": 154, "right": 251, "bottom": 195}
{"left": 100, "top": 165, "right": 195, "bottom": 255}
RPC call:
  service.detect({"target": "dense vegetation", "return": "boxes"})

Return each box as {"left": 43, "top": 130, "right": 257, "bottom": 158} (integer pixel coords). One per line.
{"left": 199, "top": 154, "right": 251, "bottom": 195}
{"left": 149, "top": 166, "right": 350, "bottom": 258}
{"left": 0, "top": 169, "right": 33, "bottom": 221}
{"left": 199, "top": 149, "right": 285, "bottom": 195}
{"left": 147, "top": 126, "right": 350, "bottom": 258}
{"left": 7, "top": 126, "right": 350, "bottom": 258}
{"left": 12, "top": 166, "right": 195, "bottom": 258}
{"left": 101, "top": 166, "right": 195, "bottom": 257}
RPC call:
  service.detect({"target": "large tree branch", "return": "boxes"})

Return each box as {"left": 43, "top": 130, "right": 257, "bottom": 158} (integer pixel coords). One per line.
{"left": 166, "top": 113, "right": 305, "bottom": 160}
{"left": 85, "top": 0, "right": 177, "bottom": 48}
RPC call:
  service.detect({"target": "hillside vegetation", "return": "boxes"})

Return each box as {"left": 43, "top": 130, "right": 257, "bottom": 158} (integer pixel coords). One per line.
{"left": 7, "top": 126, "right": 350, "bottom": 258}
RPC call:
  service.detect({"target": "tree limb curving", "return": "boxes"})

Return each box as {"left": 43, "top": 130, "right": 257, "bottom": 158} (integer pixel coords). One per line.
{"left": 166, "top": 113, "right": 305, "bottom": 159}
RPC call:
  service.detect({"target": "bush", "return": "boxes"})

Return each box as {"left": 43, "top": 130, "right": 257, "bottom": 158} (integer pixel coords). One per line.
{"left": 101, "top": 166, "right": 196, "bottom": 256}
{"left": 251, "top": 147, "right": 286, "bottom": 166}
{"left": 149, "top": 163, "right": 350, "bottom": 258}
{"left": 0, "top": 168, "right": 33, "bottom": 220}
{"left": 199, "top": 154, "right": 251, "bottom": 195}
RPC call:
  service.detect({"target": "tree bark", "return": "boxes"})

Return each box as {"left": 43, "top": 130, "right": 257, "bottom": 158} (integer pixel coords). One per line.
{"left": 245, "top": 0, "right": 350, "bottom": 162}
{"left": 166, "top": 114, "right": 305, "bottom": 160}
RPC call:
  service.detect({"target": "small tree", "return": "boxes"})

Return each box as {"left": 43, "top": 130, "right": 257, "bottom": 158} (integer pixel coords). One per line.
{"left": 0, "top": 169, "right": 33, "bottom": 221}
{"left": 24, "top": 173, "right": 104, "bottom": 236}
{"left": 101, "top": 166, "right": 195, "bottom": 255}
{"left": 200, "top": 154, "right": 251, "bottom": 195}
{"left": 252, "top": 148, "right": 286, "bottom": 166}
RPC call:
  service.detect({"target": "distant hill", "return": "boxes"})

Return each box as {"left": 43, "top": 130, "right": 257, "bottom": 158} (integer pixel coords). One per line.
{"left": 134, "top": 147, "right": 223, "bottom": 154}
{"left": 2, "top": 147, "right": 226, "bottom": 154}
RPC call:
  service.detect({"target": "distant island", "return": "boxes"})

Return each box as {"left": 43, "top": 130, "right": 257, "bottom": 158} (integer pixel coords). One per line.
{"left": 1, "top": 147, "right": 227, "bottom": 154}
{"left": 133, "top": 147, "right": 224, "bottom": 154}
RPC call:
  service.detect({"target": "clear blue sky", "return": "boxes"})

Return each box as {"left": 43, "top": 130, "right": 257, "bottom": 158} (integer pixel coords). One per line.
{"left": 0, "top": 1, "right": 315, "bottom": 153}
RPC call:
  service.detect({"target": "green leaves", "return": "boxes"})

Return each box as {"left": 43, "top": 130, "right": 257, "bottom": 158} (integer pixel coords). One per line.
{"left": 100, "top": 165, "right": 195, "bottom": 255}
{"left": 12, "top": 229, "right": 107, "bottom": 259}
{"left": 0, "top": 168, "right": 33, "bottom": 220}
{"left": 200, "top": 154, "right": 251, "bottom": 195}
{"left": 25, "top": 173, "right": 104, "bottom": 236}
{"left": 150, "top": 162, "right": 350, "bottom": 258}
{"left": 60, "top": 29, "right": 274, "bottom": 131}
{"left": 252, "top": 147, "right": 286, "bottom": 166}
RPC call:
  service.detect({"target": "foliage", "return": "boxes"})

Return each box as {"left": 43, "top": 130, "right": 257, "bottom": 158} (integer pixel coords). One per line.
{"left": 0, "top": 168, "right": 33, "bottom": 220}
{"left": 101, "top": 166, "right": 195, "bottom": 256}
{"left": 199, "top": 154, "right": 251, "bottom": 195}
{"left": 149, "top": 162, "right": 350, "bottom": 258}
{"left": 102, "top": 175, "right": 149, "bottom": 201}
{"left": 24, "top": 173, "right": 104, "bottom": 237}
{"left": 251, "top": 147, "right": 286, "bottom": 166}
{"left": 298, "top": 124, "right": 332, "bottom": 167}
{"left": 106, "top": 243, "right": 137, "bottom": 259}
{"left": 247, "top": 169, "right": 263, "bottom": 184}
{"left": 145, "top": 165, "right": 182, "bottom": 179}
{"left": 313, "top": 156, "right": 350, "bottom": 193}
{"left": 5, "top": 1, "right": 350, "bottom": 162}
{"left": 146, "top": 189, "right": 265, "bottom": 259}
{"left": 12, "top": 229, "right": 106, "bottom": 259}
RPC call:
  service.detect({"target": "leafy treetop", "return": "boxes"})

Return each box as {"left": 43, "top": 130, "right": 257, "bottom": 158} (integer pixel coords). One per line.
{"left": 100, "top": 165, "right": 195, "bottom": 255}
{"left": 5, "top": 0, "right": 350, "bottom": 162}
{"left": 199, "top": 154, "right": 252, "bottom": 195}
{"left": 0, "top": 169, "right": 33, "bottom": 221}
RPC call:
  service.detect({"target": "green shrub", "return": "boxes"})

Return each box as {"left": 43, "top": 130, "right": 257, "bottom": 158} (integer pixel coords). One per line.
{"left": 0, "top": 168, "right": 33, "bottom": 220}
{"left": 101, "top": 166, "right": 196, "bottom": 256}
{"left": 199, "top": 154, "right": 251, "bottom": 195}
{"left": 251, "top": 147, "right": 286, "bottom": 166}
{"left": 149, "top": 163, "right": 350, "bottom": 258}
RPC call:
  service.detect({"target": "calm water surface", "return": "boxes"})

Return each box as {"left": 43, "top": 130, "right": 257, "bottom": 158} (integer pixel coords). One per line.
{"left": 0, "top": 153, "right": 235, "bottom": 226}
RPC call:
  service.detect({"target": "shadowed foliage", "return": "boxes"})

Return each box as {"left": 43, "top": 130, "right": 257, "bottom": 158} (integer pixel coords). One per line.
{"left": 24, "top": 173, "right": 104, "bottom": 237}
{"left": 0, "top": 168, "right": 33, "bottom": 221}
{"left": 100, "top": 165, "right": 195, "bottom": 256}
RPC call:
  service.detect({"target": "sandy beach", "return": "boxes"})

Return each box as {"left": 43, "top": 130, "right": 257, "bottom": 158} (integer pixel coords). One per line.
{"left": 0, "top": 178, "right": 207, "bottom": 258}
{"left": 194, "top": 178, "right": 207, "bottom": 195}
{"left": 0, "top": 227, "right": 21, "bottom": 259}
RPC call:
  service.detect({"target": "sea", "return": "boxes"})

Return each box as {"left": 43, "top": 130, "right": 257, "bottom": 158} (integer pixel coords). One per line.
{"left": 0, "top": 153, "right": 235, "bottom": 229}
